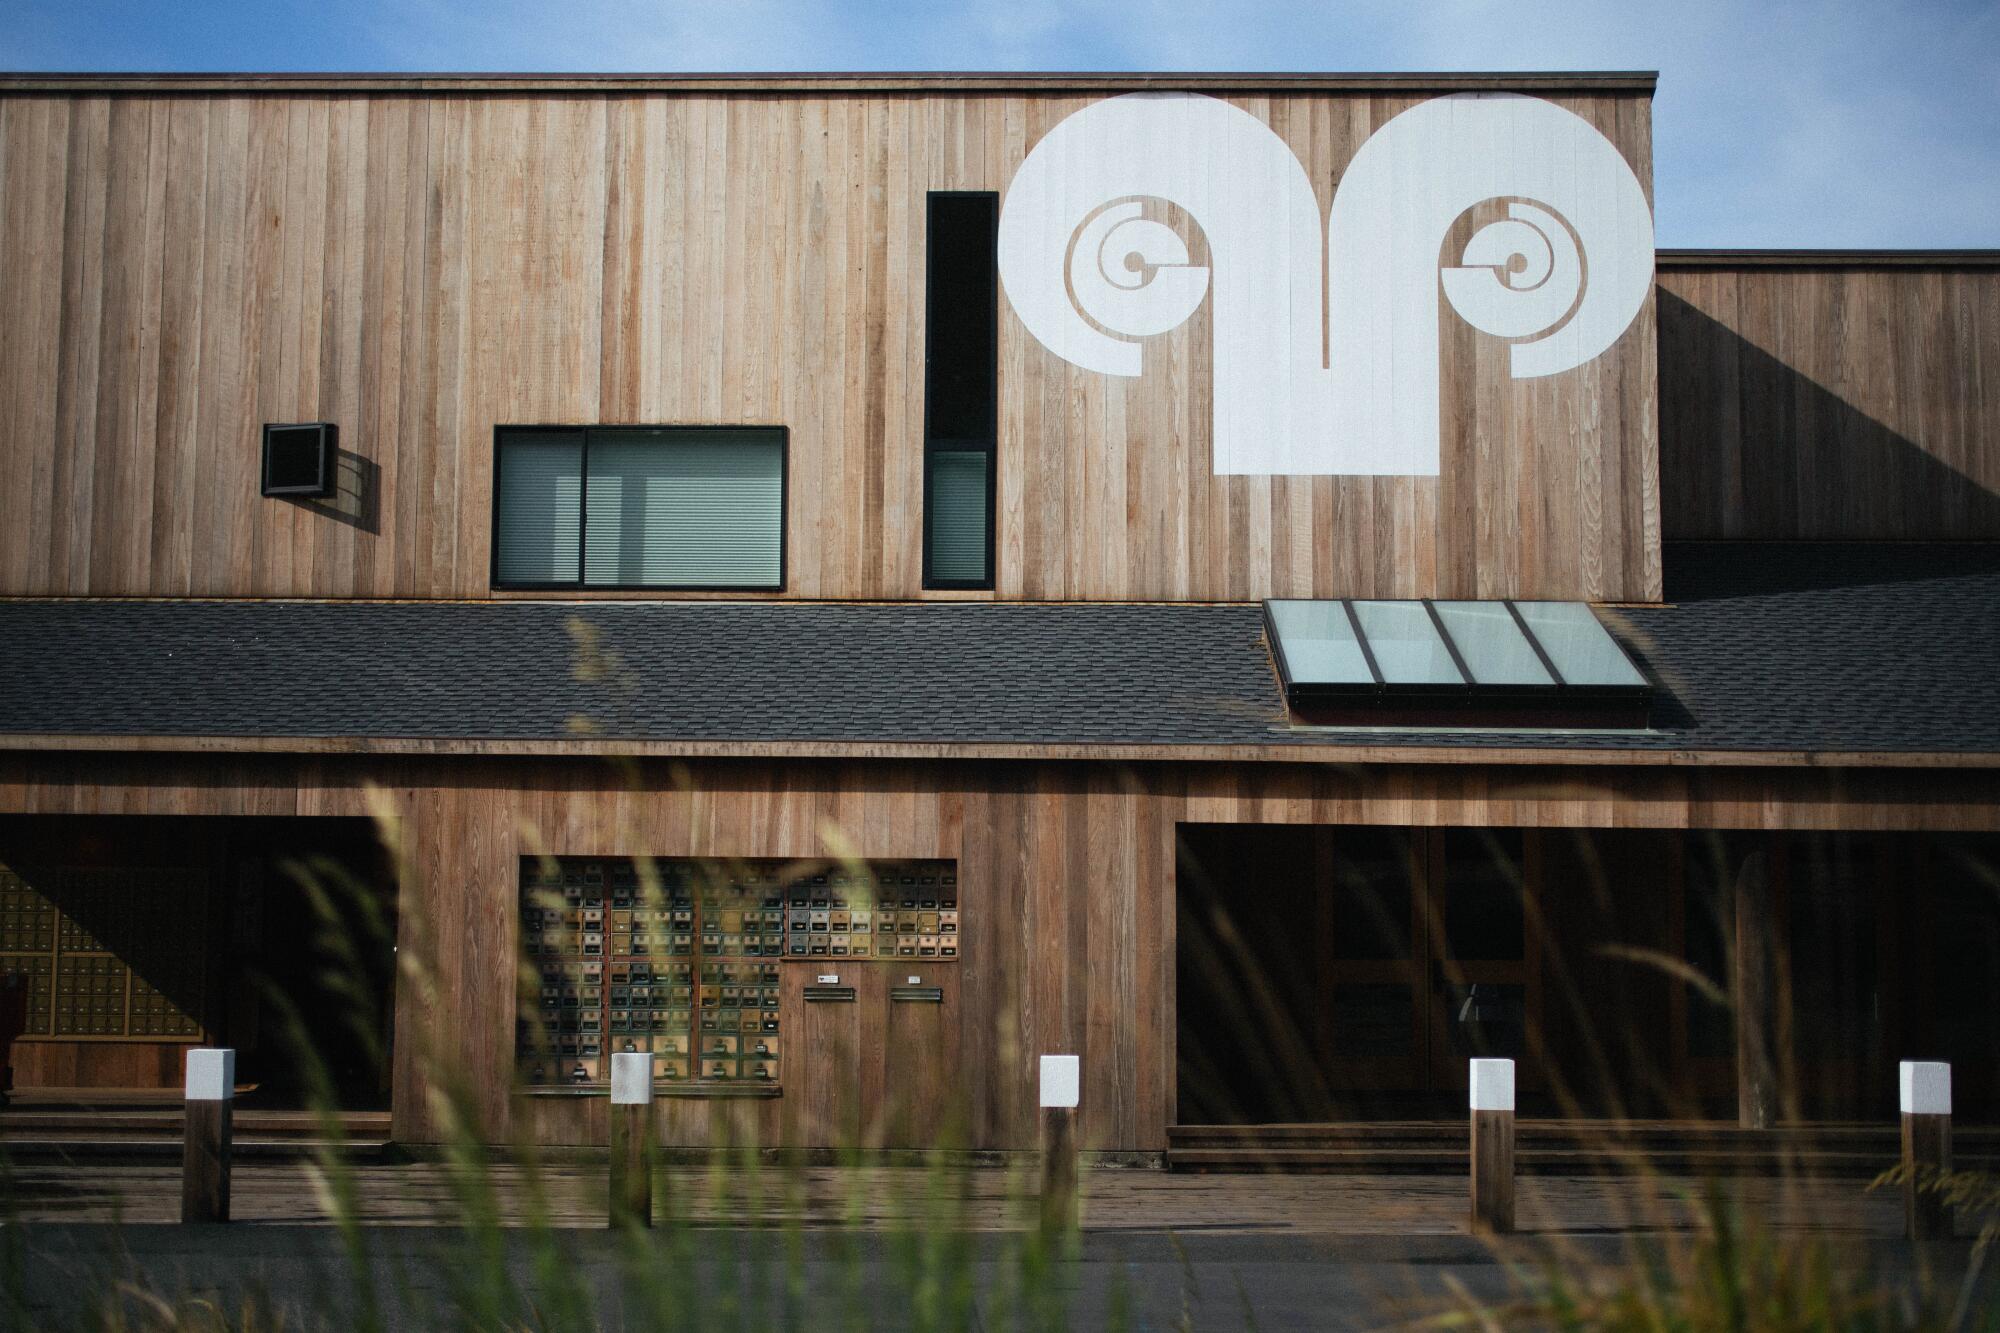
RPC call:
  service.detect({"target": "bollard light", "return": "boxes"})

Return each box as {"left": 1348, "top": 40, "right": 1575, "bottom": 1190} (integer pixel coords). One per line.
{"left": 1039, "top": 1054, "right": 1080, "bottom": 1236}
{"left": 1899, "top": 1060, "right": 1953, "bottom": 1241}
{"left": 1469, "top": 1057, "right": 1516, "bottom": 1235}
{"left": 182, "top": 1047, "right": 235, "bottom": 1224}
{"left": 609, "top": 1050, "right": 655, "bottom": 1229}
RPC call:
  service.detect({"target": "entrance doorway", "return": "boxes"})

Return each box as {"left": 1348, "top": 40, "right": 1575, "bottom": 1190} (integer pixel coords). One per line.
{"left": 1178, "top": 823, "right": 2000, "bottom": 1127}
{"left": 1176, "top": 824, "right": 1539, "bottom": 1122}
{"left": 0, "top": 815, "right": 398, "bottom": 1110}
{"left": 1317, "top": 828, "right": 1538, "bottom": 1100}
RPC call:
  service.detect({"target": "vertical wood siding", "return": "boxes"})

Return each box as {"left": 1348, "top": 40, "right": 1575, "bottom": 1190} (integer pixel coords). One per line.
{"left": 1659, "top": 264, "right": 2000, "bottom": 539}
{"left": 0, "top": 91, "right": 1661, "bottom": 602}
{"left": 4, "top": 753, "right": 1996, "bottom": 1150}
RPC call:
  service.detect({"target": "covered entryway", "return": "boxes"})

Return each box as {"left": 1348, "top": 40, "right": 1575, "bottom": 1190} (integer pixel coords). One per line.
{"left": 0, "top": 815, "right": 398, "bottom": 1113}
{"left": 1175, "top": 823, "right": 2000, "bottom": 1153}
{"left": 1176, "top": 824, "right": 1546, "bottom": 1124}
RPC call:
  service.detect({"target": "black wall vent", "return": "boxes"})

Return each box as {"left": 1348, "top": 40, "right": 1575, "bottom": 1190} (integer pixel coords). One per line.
{"left": 261, "top": 423, "right": 337, "bottom": 498}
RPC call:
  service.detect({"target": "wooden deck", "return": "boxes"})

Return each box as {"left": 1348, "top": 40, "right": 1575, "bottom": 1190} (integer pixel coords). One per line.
{"left": 0, "top": 1159, "right": 1942, "bottom": 1237}
{"left": 0, "top": 1107, "right": 392, "bottom": 1158}
{"left": 1166, "top": 1120, "right": 2000, "bottom": 1176}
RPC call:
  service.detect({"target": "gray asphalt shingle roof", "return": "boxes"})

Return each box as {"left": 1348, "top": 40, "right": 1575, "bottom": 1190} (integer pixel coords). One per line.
{"left": 1, "top": 542, "right": 1996, "bottom": 755}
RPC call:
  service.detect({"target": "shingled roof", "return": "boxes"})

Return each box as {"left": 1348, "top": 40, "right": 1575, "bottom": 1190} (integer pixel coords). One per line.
{"left": 1, "top": 542, "right": 1996, "bottom": 757}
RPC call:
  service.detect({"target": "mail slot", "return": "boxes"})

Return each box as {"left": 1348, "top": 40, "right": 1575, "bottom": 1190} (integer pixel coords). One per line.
{"left": 890, "top": 986, "right": 944, "bottom": 1003}
{"left": 804, "top": 984, "right": 857, "bottom": 1003}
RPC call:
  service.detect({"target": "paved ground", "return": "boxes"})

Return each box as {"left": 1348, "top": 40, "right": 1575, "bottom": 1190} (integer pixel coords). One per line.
{"left": 3, "top": 1163, "right": 1991, "bottom": 1329}
{"left": 0, "top": 1158, "right": 1928, "bottom": 1233}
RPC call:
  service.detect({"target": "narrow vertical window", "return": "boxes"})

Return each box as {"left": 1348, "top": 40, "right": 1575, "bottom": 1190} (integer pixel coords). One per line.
{"left": 924, "top": 193, "right": 998, "bottom": 590}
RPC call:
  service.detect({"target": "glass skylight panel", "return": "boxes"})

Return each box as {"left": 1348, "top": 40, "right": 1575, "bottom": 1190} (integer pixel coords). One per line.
{"left": 1511, "top": 601, "right": 1649, "bottom": 690}
{"left": 1265, "top": 597, "right": 1649, "bottom": 722}
{"left": 1351, "top": 601, "right": 1464, "bottom": 687}
{"left": 1265, "top": 600, "right": 1373, "bottom": 686}
{"left": 1433, "top": 601, "right": 1555, "bottom": 688}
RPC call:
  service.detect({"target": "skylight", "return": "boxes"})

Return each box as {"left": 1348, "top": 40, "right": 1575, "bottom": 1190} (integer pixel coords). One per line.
{"left": 1264, "top": 598, "right": 1652, "bottom": 724}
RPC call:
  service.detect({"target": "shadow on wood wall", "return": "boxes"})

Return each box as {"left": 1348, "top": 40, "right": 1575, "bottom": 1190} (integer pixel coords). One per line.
{"left": 1658, "top": 288, "right": 2000, "bottom": 543}
{"left": 281, "top": 448, "right": 381, "bottom": 535}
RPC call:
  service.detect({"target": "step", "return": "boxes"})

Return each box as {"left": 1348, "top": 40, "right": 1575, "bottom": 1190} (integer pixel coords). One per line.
{"left": 1165, "top": 1121, "right": 2000, "bottom": 1175}
{"left": 1165, "top": 1146, "right": 1927, "bottom": 1176}
{"left": 0, "top": 1136, "right": 396, "bottom": 1162}
{"left": 0, "top": 1110, "right": 391, "bottom": 1138}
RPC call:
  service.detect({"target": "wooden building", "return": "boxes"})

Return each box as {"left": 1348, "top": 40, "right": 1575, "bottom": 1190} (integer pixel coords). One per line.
{"left": 0, "top": 72, "right": 1996, "bottom": 1156}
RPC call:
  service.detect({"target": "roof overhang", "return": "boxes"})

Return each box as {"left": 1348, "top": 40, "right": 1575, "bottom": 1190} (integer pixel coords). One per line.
{"left": 0, "top": 70, "right": 1661, "bottom": 96}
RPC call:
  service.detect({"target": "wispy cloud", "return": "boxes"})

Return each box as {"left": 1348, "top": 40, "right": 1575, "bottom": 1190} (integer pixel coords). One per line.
{"left": 7, "top": 0, "right": 1997, "bottom": 245}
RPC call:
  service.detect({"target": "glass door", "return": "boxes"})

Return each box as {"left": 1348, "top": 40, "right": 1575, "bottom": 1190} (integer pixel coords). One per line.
{"left": 1425, "top": 829, "right": 1539, "bottom": 1094}
{"left": 1317, "top": 828, "right": 1540, "bottom": 1100}
{"left": 1317, "top": 828, "right": 1428, "bottom": 1091}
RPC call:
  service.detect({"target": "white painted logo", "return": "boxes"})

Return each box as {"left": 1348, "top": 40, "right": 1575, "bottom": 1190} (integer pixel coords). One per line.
{"left": 996, "top": 93, "right": 1655, "bottom": 476}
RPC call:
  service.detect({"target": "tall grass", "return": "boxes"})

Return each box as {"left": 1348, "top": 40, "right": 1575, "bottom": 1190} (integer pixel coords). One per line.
{"left": 1, "top": 782, "right": 1100, "bottom": 1331}
{"left": 4, "top": 730, "right": 1997, "bottom": 1326}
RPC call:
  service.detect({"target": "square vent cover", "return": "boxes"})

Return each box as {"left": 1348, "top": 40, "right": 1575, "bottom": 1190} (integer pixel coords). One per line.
{"left": 261, "top": 423, "right": 337, "bottom": 498}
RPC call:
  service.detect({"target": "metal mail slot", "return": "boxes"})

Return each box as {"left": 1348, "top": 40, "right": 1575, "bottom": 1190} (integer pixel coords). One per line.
{"left": 803, "top": 984, "right": 857, "bottom": 1003}
{"left": 890, "top": 986, "right": 944, "bottom": 1003}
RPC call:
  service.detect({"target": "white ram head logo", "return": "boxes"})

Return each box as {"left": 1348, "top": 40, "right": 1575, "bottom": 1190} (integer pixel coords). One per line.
{"left": 997, "top": 92, "right": 1655, "bottom": 476}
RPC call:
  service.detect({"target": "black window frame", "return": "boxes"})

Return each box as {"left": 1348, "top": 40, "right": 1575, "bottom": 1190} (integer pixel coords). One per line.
{"left": 490, "top": 423, "right": 790, "bottom": 593}
{"left": 261, "top": 422, "right": 338, "bottom": 498}
{"left": 922, "top": 191, "right": 999, "bottom": 592}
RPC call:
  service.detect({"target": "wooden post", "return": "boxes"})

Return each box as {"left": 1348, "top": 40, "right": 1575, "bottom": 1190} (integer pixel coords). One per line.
{"left": 1900, "top": 1061, "right": 1953, "bottom": 1241}
{"left": 1733, "top": 850, "right": 1778, "bottom": 1129}
{"left": 181, "top": 1048, "right": 234, "bottom": 1224}
{"left": 1469, "top": 1058, "right": 1515, "bottom": 1235}
{"left": 1039, "top": 1054, "right": 1079, "bottom": 1236}
{"left": 609, "top": 1050, "right": 654, "bottom": 1228}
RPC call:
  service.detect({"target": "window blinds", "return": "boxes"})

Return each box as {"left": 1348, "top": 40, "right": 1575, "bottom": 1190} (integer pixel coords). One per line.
{"left": 493, "top": 427, "right": 783, "bottom": 589}
{"left": 494, "top": 430, "right": 584, "bottom": 585}
{"left": 581, "top": 429, "right": 783, "bottom": 588}
{"left": 926, "top": 449, "right": 990, "bottom": 586}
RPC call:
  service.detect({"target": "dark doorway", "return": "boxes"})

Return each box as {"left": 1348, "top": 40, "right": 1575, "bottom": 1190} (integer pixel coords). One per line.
{"left": 0, "top": 815, "right": 398, "bottom": 1110}
{"left": 1176, "top": 824, "right": 1544, "bottom": 1123}
{"left": 1177, "top": 824, "right": 2000, "bottom": 1126}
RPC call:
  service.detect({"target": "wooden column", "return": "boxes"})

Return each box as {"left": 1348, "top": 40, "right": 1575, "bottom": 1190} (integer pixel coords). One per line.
{"left": 1732, "top": 850, "right": 1778, "bottom": 1129}
{"left": 1039, "top": 1054, "right": 1080, "bottom": 1237}
{"left": 1900, "top": 1061, "right": 1953, "bottom": 1241}
{"left": 181, "top": 1048, "right": 234, "bottom": 1224}
{"left": 1469, "top": 1058, "right": 1515, "bottom": 1235}
{"left": 609, "top": 1051, "right": 654, "bottom": 1228}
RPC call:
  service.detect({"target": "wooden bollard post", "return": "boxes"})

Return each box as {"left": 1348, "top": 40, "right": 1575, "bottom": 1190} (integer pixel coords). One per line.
{"left": 1900, "top": 1060, "right": 1953, "bottom": 1242}
{"left": 609, "top": 1050, "right": 654, "bottom": 1228}
{"left": 181, "top": 1048, "right": 234, "bottom": 1224}
{"left": 1039, "top": 1054, "right": 1080, "bottom": 1236}
{"left": 1469, "top": 1058, "right": 1515, "bottom": 1235}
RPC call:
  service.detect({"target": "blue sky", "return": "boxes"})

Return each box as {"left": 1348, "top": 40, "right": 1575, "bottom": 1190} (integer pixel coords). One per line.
{"left": 7, "top": 0, "right": 1997, "bottom": 247}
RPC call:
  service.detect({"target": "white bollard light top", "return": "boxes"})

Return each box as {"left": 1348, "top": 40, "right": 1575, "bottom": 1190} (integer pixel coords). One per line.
{"left": 1469, "top": 1058, "right": 1515, "bottom": 1112}
{"left": 610, "top": 1051, "right": 654, "bottom": 1105}
{"left": 1040, "top": 1054, "right": 1080, "bottom": 1109}
{"left": 185, "top": 1048, "right": 236, "bottom": 1102}
{"left": 1900, "top": 1061, "right": 1952, "bottom": 1116}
